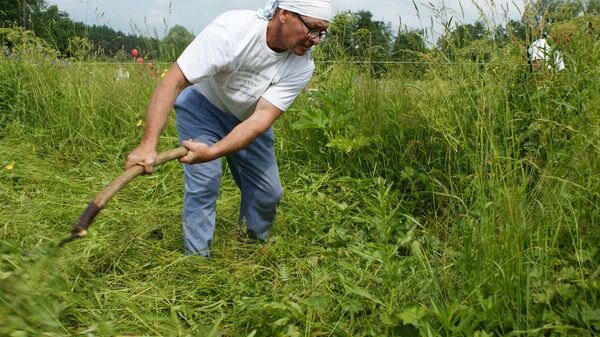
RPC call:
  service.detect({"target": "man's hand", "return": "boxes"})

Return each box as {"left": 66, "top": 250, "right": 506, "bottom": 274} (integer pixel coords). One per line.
{"left": 177, "top": 98, "right": 282, "bottom": 166}
{"left": 179, "top": 140, "right": 216, "bottom": 164}
{"left": 125, "top": 63, "right": 191, "bottom": 173}
{"left": 126, "top": 144, "right": 158, "bottom": 173}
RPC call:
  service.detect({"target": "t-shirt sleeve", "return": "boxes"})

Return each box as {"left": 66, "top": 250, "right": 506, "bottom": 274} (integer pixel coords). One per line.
{"left": 261, "top": 60, "right": 314, "bottom": 112}
{"left": 176, "top": 23, "right": 234, "bottom": 83}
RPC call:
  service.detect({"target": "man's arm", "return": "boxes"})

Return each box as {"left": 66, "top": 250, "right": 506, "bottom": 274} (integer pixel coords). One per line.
{"left": 126, "top": 63, "right": 191, "bottom": 172}
{"left": 179, "top": 97, "right": 283, "bottom": 164}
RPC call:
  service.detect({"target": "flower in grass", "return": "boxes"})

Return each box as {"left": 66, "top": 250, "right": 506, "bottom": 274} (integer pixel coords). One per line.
{"left": 161, "top": 69, "right": 168, "bottom": 78}
{"left": 4, "top": 161, "right": 14, "bottom": 171}
{"left": 136, "top": 119, "right": 143, "bottom": 127}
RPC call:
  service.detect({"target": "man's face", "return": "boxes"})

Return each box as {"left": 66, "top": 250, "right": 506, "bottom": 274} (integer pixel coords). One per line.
{"left": 285, "top": 11, "right": 329, "bottom": 56}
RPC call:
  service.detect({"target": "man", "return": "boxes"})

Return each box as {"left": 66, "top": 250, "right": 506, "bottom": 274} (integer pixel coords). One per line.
{"left": 528, "top": 33, "right": 565, "bottom": 72}
{"left": 125, "top": 0, "right": 332, "bottom": 256}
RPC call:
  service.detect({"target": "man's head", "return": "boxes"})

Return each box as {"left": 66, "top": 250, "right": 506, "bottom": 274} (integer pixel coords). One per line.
{"left": 260, "top": 0, "right": 332, "bottom": 55}
{"left": 259, "top": 0, "right": 332, "bottom": 21}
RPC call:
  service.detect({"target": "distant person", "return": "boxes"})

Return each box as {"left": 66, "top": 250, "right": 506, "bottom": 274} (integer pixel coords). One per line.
{"left": 125, "top": 0, "right": 332, "bottom": 256}
{"left": 115, "top": 65, "right": 130, "bottom": 81}
{"left": 528, "top": 33, "right": 565, "bottom": 72}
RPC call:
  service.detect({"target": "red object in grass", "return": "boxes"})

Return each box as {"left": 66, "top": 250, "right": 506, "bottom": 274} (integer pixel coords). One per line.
{"left": 131, "top": 48, "right": 139, "bottom": 57}
{"left": 136, "top": 57, "right": 143, "bottom": 64}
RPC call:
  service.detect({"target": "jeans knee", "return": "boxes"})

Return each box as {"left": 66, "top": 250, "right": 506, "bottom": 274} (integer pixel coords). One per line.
{"left": 249, "top": 183, "right": 282, "bottom": 209}
{"left": 266, "top": 183, "right": 283, "bottom": 206}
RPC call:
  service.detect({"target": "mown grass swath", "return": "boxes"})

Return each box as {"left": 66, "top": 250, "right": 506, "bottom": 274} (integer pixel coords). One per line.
{"left": 1, "top": 8, "right": 599, "bottom": 337}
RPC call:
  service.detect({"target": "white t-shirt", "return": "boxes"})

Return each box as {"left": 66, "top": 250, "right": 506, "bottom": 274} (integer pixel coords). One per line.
{"left": 528, "top": 38, "right": 565, "bottom": 71}
{"left": 177, "top": 10, "right": 314, "bottom": 121}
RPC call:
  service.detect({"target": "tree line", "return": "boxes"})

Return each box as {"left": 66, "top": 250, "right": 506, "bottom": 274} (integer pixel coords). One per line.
{"left": 0, "top": 0, "right": 193, "bottom": 61}
{"left": 1, "top": 0, "right": 598, "bottom": 66}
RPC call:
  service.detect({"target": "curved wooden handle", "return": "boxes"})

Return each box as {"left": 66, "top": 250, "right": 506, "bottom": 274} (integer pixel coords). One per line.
{"left": 94, "top": 146, "right": 189, "bottom": 207}
{"left": 60, "top": 146, "right": 189, "bottom": 246}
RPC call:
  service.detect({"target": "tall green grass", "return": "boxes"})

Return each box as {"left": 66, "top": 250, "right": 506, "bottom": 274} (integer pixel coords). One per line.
{"left": 1, "top": 18, "right": 599, "bottom": 337}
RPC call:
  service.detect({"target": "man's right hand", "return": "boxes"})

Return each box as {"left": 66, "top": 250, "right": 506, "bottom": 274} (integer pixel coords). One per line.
{"left": 124, "top": 63, "right": 191, "bottom": 174}
{"left": 126, "top": 144, "right": 157, "bottom": 173}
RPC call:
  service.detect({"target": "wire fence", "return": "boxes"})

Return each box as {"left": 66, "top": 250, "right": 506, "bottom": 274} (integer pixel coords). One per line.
{"left": 20, "top": 59, "right": 490, "bottom": 66}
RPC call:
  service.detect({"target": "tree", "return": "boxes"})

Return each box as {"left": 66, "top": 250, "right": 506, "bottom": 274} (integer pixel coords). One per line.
{"left": 506, "top": 20, "right": 527, "bottom": 41}
{"left": 392, "top": 28, "right": 426, "bottom": 59}
{"left": 437, "top": 21, "right": 488, "bottom": 59}
{"left": 523, "top": 0, "right": 585, "bottom": 30}
{"left": 161, "top": 24, "right": 194, "bottom": 61}
{"left": 548, "top": 0, "right": 585, "bottom": 21}
{"left": 316, "top": 11, "right": 355, "bottom": 59}
{"left": 493, "top": 20, "right": 527, "bottom": 47}
{"left": 584, "top": 0, "right": 600, "bottom": 14}
{"left": 521, "top": 0, "right": 589, "bottom": 42}
{"left": 29, "top": 4, "right": 77, "bottom": 53}
{"left": 352, "top": 10, "right": 392, "bottom": 62}
{"left": 391, "top": 27, "right": 427, "bottom": 77}
{"left": 0, "top": 0, "right": 22, "bottom": 27}
{"left": 318, "top": 9, "right": 392, "bottom": 73}
{"left": 0, "top": 0, "right": 46, "bottom": 28}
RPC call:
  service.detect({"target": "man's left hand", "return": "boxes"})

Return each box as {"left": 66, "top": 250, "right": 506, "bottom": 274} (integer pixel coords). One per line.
{"left": 179, "top": 140, "right": 216, "bottom": 164}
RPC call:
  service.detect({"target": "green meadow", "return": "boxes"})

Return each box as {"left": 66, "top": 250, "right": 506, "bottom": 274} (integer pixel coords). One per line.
{"left": 1, "top": 15, "right": 599, "bottom": 337}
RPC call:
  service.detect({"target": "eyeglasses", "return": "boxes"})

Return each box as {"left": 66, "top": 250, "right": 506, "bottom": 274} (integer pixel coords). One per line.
{"left": 293, "top": 12, "right": 327, "bottom": 40}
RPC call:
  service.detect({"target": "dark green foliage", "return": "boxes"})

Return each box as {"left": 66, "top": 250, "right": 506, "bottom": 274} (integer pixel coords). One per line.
{"left": 391, "top": 28, "right": 428, "bottom": 78}
{"left": 0, "top": 0, "right": 24, "bottom": 27}
{"left": 160, "top": 25, "right": 195, "bottom": 62}
{"left": 319, "top": 10, "right": 392, "bottom": 62}
{"left": 438, "top": 21, "right": 489, "bottom": 60}
{"left": 0, "top": 0, "right": 164, "bottom": 59}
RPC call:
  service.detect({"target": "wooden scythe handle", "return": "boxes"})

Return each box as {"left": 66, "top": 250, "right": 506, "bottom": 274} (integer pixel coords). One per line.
{"left": 59, "top": 146, "right": 189, "bottom": 246}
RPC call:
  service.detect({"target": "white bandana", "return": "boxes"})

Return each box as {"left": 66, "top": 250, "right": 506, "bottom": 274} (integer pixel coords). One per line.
{"left": 257, "top": 0, "right": 332, "bottom": 21}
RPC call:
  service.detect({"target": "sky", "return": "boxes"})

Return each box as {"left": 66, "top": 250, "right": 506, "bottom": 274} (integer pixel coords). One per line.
{"left": 44, "top": 0, "right": 525, "bottom": 45}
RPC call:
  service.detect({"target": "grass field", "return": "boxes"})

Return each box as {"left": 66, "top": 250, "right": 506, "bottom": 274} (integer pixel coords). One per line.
{"left": 1, "top": 19, "right": 599, "bottom": 337}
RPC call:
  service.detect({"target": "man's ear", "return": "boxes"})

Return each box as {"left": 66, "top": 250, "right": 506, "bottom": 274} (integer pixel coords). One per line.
{"left": 277, "top": 9, "right": 290, "bottom": 23}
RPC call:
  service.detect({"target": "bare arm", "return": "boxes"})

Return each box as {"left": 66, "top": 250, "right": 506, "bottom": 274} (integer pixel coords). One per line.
{"left": 126, "top": 63, "right": 191, "bottom": 172}
{"left": 179, "top": 97, "right": 283, "bottom": 164}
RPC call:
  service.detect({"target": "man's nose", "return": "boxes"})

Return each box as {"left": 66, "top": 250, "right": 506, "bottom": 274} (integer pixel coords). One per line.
{"left": 309, "top": 35, "right": 322, "bottom": 45}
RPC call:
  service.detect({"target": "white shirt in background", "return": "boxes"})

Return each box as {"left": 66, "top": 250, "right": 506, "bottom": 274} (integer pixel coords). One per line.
{"left": 528, "top": 38, "right": 565, "bottom": 72}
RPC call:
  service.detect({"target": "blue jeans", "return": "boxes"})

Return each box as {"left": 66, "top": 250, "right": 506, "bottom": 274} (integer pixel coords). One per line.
{"left": 174, "top": 87, "right": 283, "bottom": 256}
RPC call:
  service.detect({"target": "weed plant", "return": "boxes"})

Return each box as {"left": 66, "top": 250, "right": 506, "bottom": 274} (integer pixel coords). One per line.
{"left": 1, "top": 16, "right": 599, "bottom": 337}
